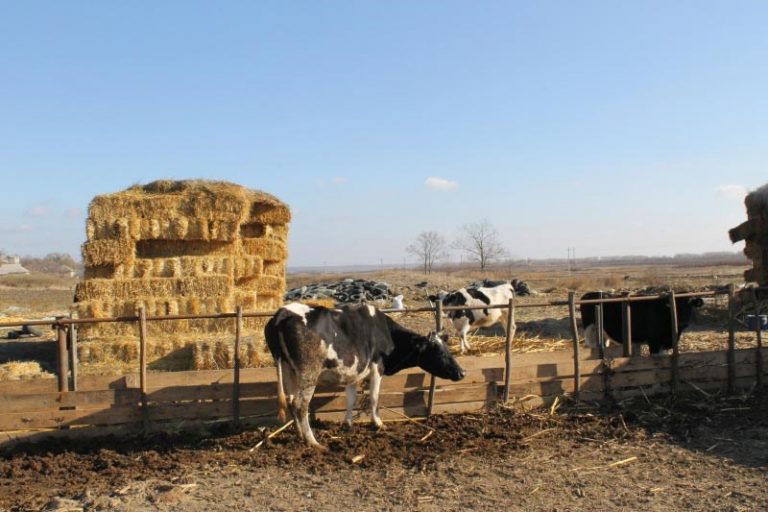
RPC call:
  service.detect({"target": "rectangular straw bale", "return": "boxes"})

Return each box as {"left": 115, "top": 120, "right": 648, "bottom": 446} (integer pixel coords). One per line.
{"left": 269, "top": 224, "right": 289, "bottom": 243}
{"left": 177, "top": 275, "right": 231, "bottom": 297}
{"left": 242, "top": 238, "right": 287, "bottom": 261}
{"left": 187, "top": 219, "right": 208, "bottom": 240}
{"left": 248, "top": 203, "right": 291, "bottom": 225}
{"left": 263, "top": 260, "right": 285, "bottom": 277}
{"left": 234, "top": 257, "right": 264, "bottom": 280}
{"left": 234, "top": 292, "right": 257, "bottom": 310}
{"left": 82, "top": 239, "right": 133, "bottom": 267}
{"left": 209, "top": 220, "right": 238, "bottom": 241}
{"left": 133, "top": 259, "right": 154, "bottom": 278}
{"left": 75, "top": 278, "right": 174, "bottom": 301}
{"left": 170, "top": 217, "right": 189, "bottom": 239}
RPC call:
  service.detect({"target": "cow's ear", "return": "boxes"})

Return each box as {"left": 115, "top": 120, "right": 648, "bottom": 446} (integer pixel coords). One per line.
{"left": 439, "top": 332, "right": 449, "bottom": 344}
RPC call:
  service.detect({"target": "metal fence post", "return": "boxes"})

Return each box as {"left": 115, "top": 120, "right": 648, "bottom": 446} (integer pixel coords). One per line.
{"left": 621, "top": 299, "right": 632, "bottom": 357}
{"left": 727, "top": 284, "right": 736, "bottom": 394}
{"left": 69, "top": 319, "right": 78, "bottom": 392}
{"left": 750, "top": 288, "right": 764, "bottom": 388}
{"left": 139, "top": 306, "right": 149, "bottom": 430}
{"left": 233, "top": 306, "right": 243, "bottom": 426}
{"left": 427, "top": 301, "right": 442, "bottom": 416}
{"left": 567, "top": 292, "right": 581, "bottom": 398}
{"left": 669, "top": 291, "right": 680, "bottom": 396}
{"left": 503, "top": 297, "right": 515, "bottom": 403}
{"left": 56, "top": 320, "right": 69, "bottom": 393}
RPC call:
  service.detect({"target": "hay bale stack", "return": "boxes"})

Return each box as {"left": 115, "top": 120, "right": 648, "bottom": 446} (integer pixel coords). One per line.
{"left": 730, "top": 184, "right": 768, "bottom": 284}
{"left": 74, "top": 179, "right": 290, "bottom": 339}
{"left": 190, "top": 339, "right": 265, "bottom": 370}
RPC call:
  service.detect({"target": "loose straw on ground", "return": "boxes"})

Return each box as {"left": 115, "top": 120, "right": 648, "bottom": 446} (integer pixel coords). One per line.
{"left": 249, "top": 420, "right": 294, "bottom": 451}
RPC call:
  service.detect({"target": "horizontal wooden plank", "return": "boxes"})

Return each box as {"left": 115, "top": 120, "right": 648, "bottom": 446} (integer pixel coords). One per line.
{"left": 142, "top": 367, "right": 276, "bottom": 388}
{"left": 0, "top": 379, "right": 58, "bottom": 395}
{"left": 0, "top": 405, "right": 141, "bottom": 431}
{"left": 310, "top": 384, "right": 497, "bottom": 414}
{"left": 146, "top": 382, "right": 275, "bottom": 403}
{"left": 78, "top": 374, "right": 135, "bottom": 391}
{"left": 0, "top": 389, "right": 142, "bottom": 414}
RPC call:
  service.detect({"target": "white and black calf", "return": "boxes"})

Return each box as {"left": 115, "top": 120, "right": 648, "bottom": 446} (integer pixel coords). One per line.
{"left": 580, "top": 291, "right": 704, "bottom": 355}
{"left": 440, "top": 283, "right": 516, "bottom": 353}
{"left": 264, "top": 303, "right": 465, "bottom": 449}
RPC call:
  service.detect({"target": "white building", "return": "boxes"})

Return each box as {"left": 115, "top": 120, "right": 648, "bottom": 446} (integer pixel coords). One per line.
{"left": 0, "top": 256, "right": 30, "bottom": 276}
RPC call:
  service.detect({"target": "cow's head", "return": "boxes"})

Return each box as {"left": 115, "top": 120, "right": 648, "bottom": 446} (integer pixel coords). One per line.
{"left": 416, "top": 331, "right": 465, "bottom": 381}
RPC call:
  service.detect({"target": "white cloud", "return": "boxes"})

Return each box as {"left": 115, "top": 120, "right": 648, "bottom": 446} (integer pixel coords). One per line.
{"left": 24, "top": 204, "right": 51, "bottom": 217}
{"left": 716, "top": 184, "right": 748, "bottom": 201}
{"left": 424, "top": 177, "right": 459, "bottom": 191}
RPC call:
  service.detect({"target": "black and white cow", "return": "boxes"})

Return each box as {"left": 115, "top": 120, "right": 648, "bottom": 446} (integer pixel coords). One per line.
{"left": 580, "top": 291, "right": 703, "bottom": 355}
{"left": 439, "top": 282, "right": 516, "bottom": 353}
{"left": 264, "top": 302, "right": 465, "bottom": 449}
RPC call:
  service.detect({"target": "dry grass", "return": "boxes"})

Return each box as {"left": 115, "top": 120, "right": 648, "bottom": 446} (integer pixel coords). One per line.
{"left": 0, "top": 273, "right": 77, "bottom": 290}
{"left": 0, "top": 361, "right": 55, "bottom": 381}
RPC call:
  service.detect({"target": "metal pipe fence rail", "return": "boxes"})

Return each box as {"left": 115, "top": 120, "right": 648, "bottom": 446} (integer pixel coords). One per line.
{"left": 0, "top": 287, "right": 765, "bottom": 446}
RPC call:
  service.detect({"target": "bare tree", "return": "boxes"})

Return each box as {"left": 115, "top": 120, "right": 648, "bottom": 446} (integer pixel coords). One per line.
{"left": 407, "top": 231, "right": 447, "bottom": 274}
{"left": 453, "top": 219, "right": 507, "bottom": 271}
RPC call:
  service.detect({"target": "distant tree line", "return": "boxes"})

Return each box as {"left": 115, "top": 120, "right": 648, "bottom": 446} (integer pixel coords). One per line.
{"left": 20, "top": 253, "right": 82, "bottom": 274}
{"left": 406, "top": 219, "right": 508, "bottom": 273}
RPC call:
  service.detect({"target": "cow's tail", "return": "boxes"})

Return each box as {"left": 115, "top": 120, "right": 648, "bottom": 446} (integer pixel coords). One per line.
{"left": 275, "top": 354, "right": 287, "bottom": 423}
{"left": 274, "top": 329, "right": 300, "bottom": 424}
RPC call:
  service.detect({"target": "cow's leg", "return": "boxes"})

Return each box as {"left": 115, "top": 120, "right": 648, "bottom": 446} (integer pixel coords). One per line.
{"left": 583, "top": 324, "right": 596, "bottom": 348}
{"left": 368, "top": 363, "right": 384, "bottom": 430}
{"left": 280, "top": 362, "right": 304, "bottom": 440}
{"left": 455, "top": 318, "right": 472, "bottom": 353}
{"left": 295, "top": 385, "right": 325, "bottom": 450}
{"left": 343, "top": 383, "right": 357, "bottom": 429}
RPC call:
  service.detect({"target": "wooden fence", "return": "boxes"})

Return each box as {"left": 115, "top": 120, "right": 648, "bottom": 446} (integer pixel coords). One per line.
{"left": 0, "top": 287, "right": 765, "bottom": 448}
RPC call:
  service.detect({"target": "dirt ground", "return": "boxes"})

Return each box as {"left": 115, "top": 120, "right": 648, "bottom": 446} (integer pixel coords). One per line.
{"left": 1, "top": 390, "right": 766, "bottom": 512}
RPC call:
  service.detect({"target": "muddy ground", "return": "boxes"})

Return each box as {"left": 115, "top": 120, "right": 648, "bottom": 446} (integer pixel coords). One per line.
{"left": 1, "top": 391, "right": 766, "bottom": 511}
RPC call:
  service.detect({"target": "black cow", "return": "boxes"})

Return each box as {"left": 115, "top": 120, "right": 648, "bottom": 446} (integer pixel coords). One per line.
{"left": 580, "top": 291, "right": 703, "bottom": 355}
{"left": 264, "top": 302, "right": 465, "bottom": 449}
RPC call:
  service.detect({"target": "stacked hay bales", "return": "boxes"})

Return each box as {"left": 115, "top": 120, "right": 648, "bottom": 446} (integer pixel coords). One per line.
{"left": 730, "top": 184, "right": 768, "bottom": 284}
{"left": 73, "top": 180, "right": 290, "bottom": 358}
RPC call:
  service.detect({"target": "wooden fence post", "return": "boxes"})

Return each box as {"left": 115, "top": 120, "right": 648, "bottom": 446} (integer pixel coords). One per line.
{"left": 56, "top": 321, "right": 69, "bottom": 393}
{"left": 427, "top": 301, "right": 442, "bottom": 416}
{"left": 69, "top": 318, "right": 78, "bottom": 392}
{"left": 139, "top": 306, "right": 149, "bottom": 430}
{"left": 596, "top": 291, "right": 605, "bottom": 360}
{"left": 503, "top": 297, "right": 516, "bottom": 403}
{"left": 233, "top": 306, "right": 243, "bottom": 426}
{"left": 668, "top": 291, "right": 680, "bottom": 396}
{"left": 727, "top": 284, "right": 736, "bottom": 394}
{"left": 596, "top": 291, "right": 611, "bottom": 399}
{"left": 567, "top": 292, "right": 581, "bottom": 398}
{"left": 750, "top": 289, "right": 764, "bottom": 388}
{"left": 621, "top": 299, "right": 632, "bottom": 357}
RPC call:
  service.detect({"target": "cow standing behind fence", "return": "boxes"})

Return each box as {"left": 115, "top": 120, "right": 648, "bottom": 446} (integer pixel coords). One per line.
{"left": 264, "top": 303, "right": 465, "bottom": 449}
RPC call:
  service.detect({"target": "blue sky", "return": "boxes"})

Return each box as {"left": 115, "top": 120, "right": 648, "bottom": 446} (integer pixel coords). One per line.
{"left": 0, "top": 1, "right": 765, "bottom": 266}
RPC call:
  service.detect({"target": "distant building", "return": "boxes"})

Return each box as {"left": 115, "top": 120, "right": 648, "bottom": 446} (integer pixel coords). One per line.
{"left": 0, "top": 256, "right": 31, "bottom": 276}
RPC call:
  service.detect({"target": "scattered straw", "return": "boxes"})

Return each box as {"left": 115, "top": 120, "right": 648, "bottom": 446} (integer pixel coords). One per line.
{"left": 249, "top": 420, "right": 295, "bottom": 452}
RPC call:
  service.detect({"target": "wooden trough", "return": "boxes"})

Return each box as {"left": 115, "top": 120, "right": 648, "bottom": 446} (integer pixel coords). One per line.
{"left": 0, "top": 290, "right": 765, "bottom": 450}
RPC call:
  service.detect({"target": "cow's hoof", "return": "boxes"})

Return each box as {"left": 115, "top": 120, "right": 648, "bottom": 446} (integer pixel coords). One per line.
{"left": 371, "top": 421, "right": 386, "bottom": 431}
{"left": 310, "top": 443, "right": 329, "bottom": 452}
{"left": 342, "top": 421, "right": 354, "bottom": 431}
